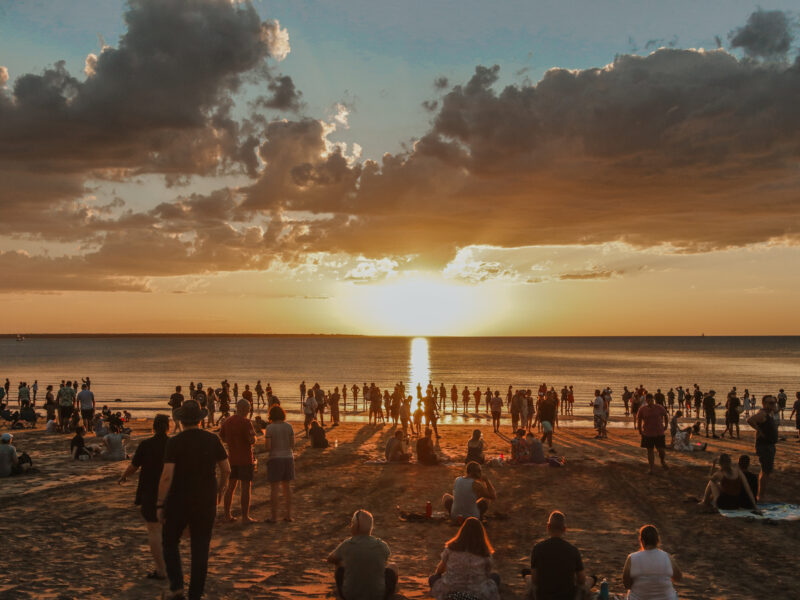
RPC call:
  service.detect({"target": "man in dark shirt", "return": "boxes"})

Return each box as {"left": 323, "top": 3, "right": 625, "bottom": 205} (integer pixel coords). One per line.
{"left": 737, "top": 455, "right": 759, "bottom": 508}
{"left": 157, "top": 401, "right": 230, "bottom": 600}
{"left": 528, "top": 511, "right": 585, "bottom": 600}
{"left": 416, "top": 428, "right": 438, "bottom": 465}
{"left": 119, "top": 414, "right": 171, "bottom": 580}
{"left": 703, "top": 390, "right": 719, "bottom": 438}
{"left": 747, "top": 395, "right": 779, "bottom": 502}
{"left": 168, "top": 386, "right": 184, "bottom": 433}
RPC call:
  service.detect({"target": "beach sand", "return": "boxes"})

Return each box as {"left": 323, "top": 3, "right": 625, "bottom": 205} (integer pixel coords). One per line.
{"left": 1, "top": 414, "right": 799, "bottom": 599}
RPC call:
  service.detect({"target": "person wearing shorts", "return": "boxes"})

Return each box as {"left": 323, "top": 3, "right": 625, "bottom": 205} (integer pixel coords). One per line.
{"left": 748, "top": 396, "right": 779, "bottom": 502}
{"left": 220, "top": 399, "right": 257, "bottom": 523}
{"left": 264, "top": 404, "right": 295, "bottom": 522}
{"left": 637, "top": 394, "right": 669, "bottom": 474}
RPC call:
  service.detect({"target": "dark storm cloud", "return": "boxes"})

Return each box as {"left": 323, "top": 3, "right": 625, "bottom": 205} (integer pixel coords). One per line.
{"left": 729, "top": 9, "right": 795, "bottom": 60}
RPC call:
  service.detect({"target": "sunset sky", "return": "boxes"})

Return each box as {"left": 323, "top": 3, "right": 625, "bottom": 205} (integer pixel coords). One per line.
{"left": 1, "top": 1, "right": 799, "bottom": 335}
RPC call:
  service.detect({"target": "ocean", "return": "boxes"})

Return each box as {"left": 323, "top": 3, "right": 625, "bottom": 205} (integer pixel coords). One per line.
{"left": 1, "top": 336, "right": 798, "bottom": 422}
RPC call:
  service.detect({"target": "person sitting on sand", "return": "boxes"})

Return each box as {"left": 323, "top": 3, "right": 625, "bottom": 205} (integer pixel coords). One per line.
{"left": 416, "top": 428, "right": 439, "bottom": 465}
{"left": 327, "top": 509, "right": 398, "bottom": 600}
{"left": 525, "top": 433, "right": 547, "bottom": 464}
{"left": 92, "top": 414, "right": 109, "bottom": 437}
{"left": 118, "top": 414, "right": 170, "bottom": 581}
{"left": 0, "top": 433, "right": 22, "bottom": 477}
{"left": 71, "top": 427, "right": 92, "bottom": 460}
{"left": 511, "top": 429, "right": 530, "bottom": 463}
{"left": 45, "top": 418, "right": 58, "bottom": 433}
{"left": 700, "top": 453, "right": 759, "bottom": 512}
{"left": 465, "top": 429, "right": 486, "bottom": 465}
{"left": 737, "top": 455, "right": 759, "bottom": 507}
{"left": 622, "top": 525, "right": 682, "bottom": 600}
{"left": 385, "top": 430, "right": 410, "bottom": 462}
{"left": 443, "top": 462, "right": 496, "bottom": 522}
{"left": 101, "top": 424, "right": 130, "bottom": 461}
{"left": 671, "top": 422, "right": 706, "bottom": 452}
{"left": 15, "top": 400, "right": 37, "bottom": 428}
{"left": 524, "top": 511, "right": 586, "bottom": 600}
{"left": 309, "top": 420, "right": 329, "bottom": 448}
{"left": 429, "top": 517, "right": 500, "bottom": 600}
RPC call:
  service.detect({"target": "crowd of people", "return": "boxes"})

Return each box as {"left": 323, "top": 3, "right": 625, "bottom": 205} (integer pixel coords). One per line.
{"left": 0, "top": 372, "right": 795, "bottom": 599}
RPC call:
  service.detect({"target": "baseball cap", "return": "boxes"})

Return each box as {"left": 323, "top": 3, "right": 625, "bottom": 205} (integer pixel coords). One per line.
{"left": 1, "top": 433, "right": 12, "bottom": 442}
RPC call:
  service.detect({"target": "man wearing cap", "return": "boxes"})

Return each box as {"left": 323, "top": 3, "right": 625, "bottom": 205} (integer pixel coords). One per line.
{"left": 157, "top": 400, "right": 230, "bottom": 600}
{"left": 220, "top": 398, "right": 257, "bottom": 524}
{"left": 0, "top": 432, "right": 20, "bottom": 477}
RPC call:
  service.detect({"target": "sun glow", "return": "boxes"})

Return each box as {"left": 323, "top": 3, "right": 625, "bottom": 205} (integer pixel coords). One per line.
{"left": 343, "top": 276, "right": 490, "bottom": 336}
{"left": 409, "top": 337, "right": 430, "bottom": 398}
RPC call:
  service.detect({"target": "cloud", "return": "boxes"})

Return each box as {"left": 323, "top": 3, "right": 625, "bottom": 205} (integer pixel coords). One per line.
{"left": 253, "top": 74, "right": 303, "bottom": 112}
{"left": 261, "top": 19, "right": 291, "bottom": 61}
{"left": 729, "top": 9, "right": 794, "bottom": 60}
{"left": 434, "top": 76, "right": 449, "bottom": 89}
{"left": 344, "top": 258, "right": 398, "bottom": 283}
{"left": 557, "top": 268, "right": 624, "bottom": 281}
{"left": 0, "top": 66, "right": 8, "bottom": 87}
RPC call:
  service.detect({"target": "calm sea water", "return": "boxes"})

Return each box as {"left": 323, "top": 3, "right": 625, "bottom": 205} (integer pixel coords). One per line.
{"left": 1, "top": 336, "right": 798, "bottom": 420}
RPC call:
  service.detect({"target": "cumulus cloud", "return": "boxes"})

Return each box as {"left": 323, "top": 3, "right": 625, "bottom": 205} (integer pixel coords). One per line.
{"left": 261, "top": 19, "right": 291, "bottom": 61}
{"left": 729, "top": 9, "right": 795, "bottom": 60}
{"left": 344, "top": 258, "right": 399, "bottom": 283}
{"left": 253, "top": 74, "right": 303, "bottom": 112}
{"left": 0, "top": 66, "right": 8, "bottom": 87}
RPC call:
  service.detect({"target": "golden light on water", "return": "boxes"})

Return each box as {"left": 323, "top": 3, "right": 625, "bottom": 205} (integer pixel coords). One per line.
{"left": 409, "top": 337, "right": 430, "bottom": 409}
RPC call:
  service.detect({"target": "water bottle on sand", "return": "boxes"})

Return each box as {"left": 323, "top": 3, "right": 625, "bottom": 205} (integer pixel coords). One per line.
{"left": 425, "top": 501, "right": 432, "bottom": 518}
{"left": 599, "top": 578, "right": 609, "bottom": 599}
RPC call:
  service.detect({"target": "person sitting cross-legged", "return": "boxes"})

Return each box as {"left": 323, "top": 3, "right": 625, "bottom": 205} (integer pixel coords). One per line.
{"left": 443, "top": 462, "right": 496, "bottom": 522}
{"left": 327, "top": 509, "right": 398, "bottom": 600}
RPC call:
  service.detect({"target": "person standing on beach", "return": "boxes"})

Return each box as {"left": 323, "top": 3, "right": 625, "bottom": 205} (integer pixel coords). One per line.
{"left": 303, "top": 389, "right": 317, "bottom": 434}
{"left": 58, "top": 380, "right": 76, "bottom": 433}
{"left": 790, "top": 391, "right": 800, "bottom": 440}
{"left": 255, "top": 381, "right": 264, "bottom": 407}
{"left": 264, "top": 404, "right": 295, "bottom": 522}
{"left": 637, "top": 393, "right": 669, "bottom": 474}
{"left": 194, "top": 384, "right": 207, "bottom": 429}
{"left": 473, "top": 387, "right": 482, "bottom": 414}
{"left": 351, "top": 384, "right": 359, "bottom": 411}
{"left": 330, "top": 387, "right": 341, "bottom": 426}
{"left": 703, "top": 390, "right": 719, "bottom": 439}
{"left": 462, "top": 386, "right": 470, "bottom": 414}
{"left": 157, "top": 401, "right": 229, "bottom": 600}
{"left": 538, "top": 391, "right": 558, "bottom": 449}
{"left": 747, "top": 395, "right": 779, "bottom": 502}
{"left": 242, "top": 384, "right": 254, "bottom": 418}
{"left": 77, "top": 383, "right": 95, "bottom": 432}
{"left": 169, "top": 386, "right": 184, "bottom": 433}
{"left": 490, "top": 391, "right": 503, "bottom": 433}
{"left": 342, "top": 384, "right": 347, "bottom": 411}
{"left": 300, "top": 380, "right": 306, "bottom": 410}
{"left": 220, "top": 399, "right": 258, "bottom": 524}
{"left": 118, "top": 414, "right": 170, "bottom": 581}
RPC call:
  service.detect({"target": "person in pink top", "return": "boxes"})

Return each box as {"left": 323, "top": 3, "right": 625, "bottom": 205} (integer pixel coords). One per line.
{"left": 637, "top": 393, "right": 669, "bottom": 474}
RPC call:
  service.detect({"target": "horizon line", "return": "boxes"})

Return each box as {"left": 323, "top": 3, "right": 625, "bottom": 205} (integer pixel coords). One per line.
{"left": 4, "top": 333, "right": 800, "bottom": 338}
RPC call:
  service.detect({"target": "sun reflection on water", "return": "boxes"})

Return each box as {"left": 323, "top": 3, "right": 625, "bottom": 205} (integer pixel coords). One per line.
{"left": 409, "top": 337, "right": 430, "bottom": 408}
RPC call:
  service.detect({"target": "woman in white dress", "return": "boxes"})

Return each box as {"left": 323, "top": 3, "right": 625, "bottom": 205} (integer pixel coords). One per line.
{"left": 623, "top": 525, "right": 682, "bottom": 600}
{"left": 429, "top": 517, "right": 500, "bottom": 600}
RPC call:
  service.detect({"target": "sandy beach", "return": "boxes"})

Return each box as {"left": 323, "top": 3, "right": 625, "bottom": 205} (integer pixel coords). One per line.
{"left": 1, "top": 415, "right": 798, "bottom": 600}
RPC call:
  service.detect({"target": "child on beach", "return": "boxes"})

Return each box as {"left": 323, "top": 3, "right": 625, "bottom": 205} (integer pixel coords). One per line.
{"left": 412, "top": 404, "right": 424, "bottom": 436}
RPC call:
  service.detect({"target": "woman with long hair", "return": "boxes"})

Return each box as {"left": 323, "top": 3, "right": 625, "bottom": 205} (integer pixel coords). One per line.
{"left": 622, "top": 525, "right": 681, "bottom": 600}
{"left": 264, "top": 404, "right": 295, "bottom": 523}
{"left": 700, "top": 453, "right": 759, "bottom": 511}
{"left": 429, "top": 517, "right": 500, "bottom": 600}
{"left": 465, "top": 429, "right": 486, "bottom": 464}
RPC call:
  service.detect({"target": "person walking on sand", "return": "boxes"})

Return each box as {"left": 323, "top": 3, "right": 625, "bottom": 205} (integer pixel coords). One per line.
{"left": 747, "top": 395, "right": 779, "bottom": 502}
{"left": 538, "top": 390, "right": 558, "bottom": 449}
{"left": 637, "top": 393, "right": 669, "bottom": 474}
{"left": 157, "top": 401, "right": 230, "bottom": 600}
{"left": 327, "top": 509, "right": 398, "bottom": 600}
{"left": 118, "top": 414, "right": 171, "bottom": 581}
{"left": 524, "top": 511, "right": 586, "bottom": 600}
{"left": 219, "top": 399, "right": 258, "bottom": 524}
{"left": 264, "top": 404, "right": 295, "bottom": 523}
{"left": 168, "top": 386, "right": 184, "bottom": 433}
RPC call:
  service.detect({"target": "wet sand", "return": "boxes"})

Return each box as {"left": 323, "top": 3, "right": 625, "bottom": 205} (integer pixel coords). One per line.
{"left": 1, "top": 414, "right": 798, "bottom": 599}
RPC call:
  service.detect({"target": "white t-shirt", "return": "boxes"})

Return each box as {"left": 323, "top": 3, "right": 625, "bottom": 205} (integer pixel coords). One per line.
{"left": 304, "top": 397, "right": 317, "bottom": 415}
{"left": 593, "top": 396, "right": 605, "bottom": 416}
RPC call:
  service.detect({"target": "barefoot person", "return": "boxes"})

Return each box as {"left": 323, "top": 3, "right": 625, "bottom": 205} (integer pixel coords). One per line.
{"left": 219, "top": 399, "right": 258, "bottom": 524}
{"left": 637, "top": 393, "right": 669, "bottom": 474}
{"left": 156, "top": 400, "right": 230, "bottom": 600}
{"left": 327, "top": 509, "right": 398, "bottom": 600}
{"left": 622, "top": 525, "right": 682, "bottom": 600}
{"left": 747, "top": 394, "right": 779, "bottom": 502}
{"left": 264, "top": 404, "right": 295, "bottom": 523}
{"left": 700, "top": 453, "right": 759, "bottom": 512}
{"left": 443, "top": 462, "right": 496, "bottom": 522}
{"left": 429, "top": 517, "right": 500, "bottom": 600}
{"left": 118, "top": 414, "right": 170, "bottom": 580}
{"left": 525, "top": 511, "right": 586, "bottom": 600}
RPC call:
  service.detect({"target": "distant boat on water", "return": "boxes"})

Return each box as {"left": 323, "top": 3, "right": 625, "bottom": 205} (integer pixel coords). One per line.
{"left": 15, "top": 334, "right": 24, "bottom": 342}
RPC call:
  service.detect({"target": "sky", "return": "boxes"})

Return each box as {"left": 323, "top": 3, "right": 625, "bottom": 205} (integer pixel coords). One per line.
{"left": 0, "top": 0, "right": 799, "bottom": 336}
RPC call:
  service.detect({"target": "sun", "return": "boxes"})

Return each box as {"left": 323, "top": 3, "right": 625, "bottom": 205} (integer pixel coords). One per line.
{"left": 341, "top": 275, "right": 489, "bottom": 336}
